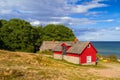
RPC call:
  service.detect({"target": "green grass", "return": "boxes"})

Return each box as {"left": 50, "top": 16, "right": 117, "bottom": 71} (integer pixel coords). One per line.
{"left": 48, "top": 57, "right": 107, "bottom": 69}
{"left": 37, "top": 50, "right": 53, "bottom": 55}
{"left": 0, "top": 50, "right": 120, "bottom": 80}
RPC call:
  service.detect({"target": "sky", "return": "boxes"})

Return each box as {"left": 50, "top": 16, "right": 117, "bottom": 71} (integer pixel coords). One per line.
{"left": 0, "top": 0, "right": 120, "bottom": 41}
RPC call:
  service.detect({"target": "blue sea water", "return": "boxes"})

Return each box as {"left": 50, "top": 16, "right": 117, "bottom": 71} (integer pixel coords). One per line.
{"left": 92, "top": 41, "right": 120, "bottom": 58}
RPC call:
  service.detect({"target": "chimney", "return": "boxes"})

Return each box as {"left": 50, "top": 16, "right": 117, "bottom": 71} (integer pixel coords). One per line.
{"left": 74, "top": 38, "right": 78, "bottom": 43}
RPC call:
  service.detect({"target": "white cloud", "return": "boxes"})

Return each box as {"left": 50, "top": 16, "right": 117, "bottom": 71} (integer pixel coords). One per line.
{"left": 0, "top": 1, "right": 6, "bottom": 7}
{"left": 105, "top": 19, "right": 114, "bottom": 22}
{"left": 0, "top": 10, "right": 12, "bottom": 14}
{"left": 77, "top": 27, "right": 120, "bottom": 41}
{"left": 30, "top": 20, "right": 41, "bottom": 26}
{"left": 85, "top": 12, "right": 101, "bottom": 16}
{"left": 51, "top": 16, "right": 71, "bottom": 20}
{"left": 51, "top": 16, "right": 96, "bottom": 26}
{"left": 0, "top": 0, "right": 108, "bottom": 20}
{"left": 95, "top": 19, "right": 115, "bottom": 23}
{"left": 115, "top": 27, "right": 120, "bottom": 31}
{"left": 71, "top": 0, "right": 107, "bottom": 13}
{"left": 46, "top": 21, "right": 62, "bottom": 24}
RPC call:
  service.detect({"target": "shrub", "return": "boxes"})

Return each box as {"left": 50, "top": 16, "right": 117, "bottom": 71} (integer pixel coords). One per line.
{"left": 107, "top": 54, "right": 118, "bottom": 62}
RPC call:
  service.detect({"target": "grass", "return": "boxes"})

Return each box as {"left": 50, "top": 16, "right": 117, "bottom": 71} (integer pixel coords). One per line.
{"left": 0, "top": 68, "right": 24, "bottom": 80}
{"left": 37, "top": 50, "right": 53, "bottom": 55}
{"left": 49, "top": 57, "right": 107, "bottom": 69}
{"left": 0, "top": 50, "right": 120, "bottom": 80}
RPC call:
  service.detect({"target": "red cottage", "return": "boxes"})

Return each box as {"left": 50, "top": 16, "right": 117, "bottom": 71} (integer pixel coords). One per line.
{"left": 53, "top": 42, "right": 97, "bottom": 65}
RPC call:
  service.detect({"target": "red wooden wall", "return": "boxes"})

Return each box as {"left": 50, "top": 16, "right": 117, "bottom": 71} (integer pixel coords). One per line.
{"left": 54, "top": 51, "right": 62, "bottom": 54}
{"left": 66, "top": 53, "right": 79, "bottom": 57}
{"left": 80, "top": 43, "right": 97, "bottom": 64}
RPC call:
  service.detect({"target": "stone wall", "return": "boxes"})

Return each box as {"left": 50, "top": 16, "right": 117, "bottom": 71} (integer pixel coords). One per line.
{"left": 53, "top": 54, "right": 96, "bottom": 65}
{"left": 64, "top": 55, "right": 79, "bottom": 64}
{"left": 53, "top": 54, "right": 63, "bottom": 60}
{"left": 53, "top": 54, "right": 80, "bottom": 64}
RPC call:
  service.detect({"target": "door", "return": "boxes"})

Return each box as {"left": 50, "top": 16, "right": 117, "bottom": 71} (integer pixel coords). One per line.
{"left": 87, "top": 56, "right": 91, "bottom": 63}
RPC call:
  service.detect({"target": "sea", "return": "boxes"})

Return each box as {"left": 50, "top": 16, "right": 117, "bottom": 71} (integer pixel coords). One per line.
{"left": 92, "top": 41, "right": 120, "bottom": 58}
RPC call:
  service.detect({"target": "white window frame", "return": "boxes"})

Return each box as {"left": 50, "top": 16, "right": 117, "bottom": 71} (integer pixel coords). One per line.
{"left": 87, "top": 56, "right": 92, "bottom": 63}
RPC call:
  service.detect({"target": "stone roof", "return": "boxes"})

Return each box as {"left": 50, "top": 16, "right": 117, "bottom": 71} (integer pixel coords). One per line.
{"left": 66, "top": 42, "right": 90, "bottom": 54}
{"left": 53, "top": 42, "right": 74, "bottom": 51}
{"left": 39, "top": 41, "right": 60, "bottom": 51}
{"left": 53, "top": 41, "right": 90, "bottom": 54}
{"left": 40, "top": 41, "right": 91, "bottom": 54}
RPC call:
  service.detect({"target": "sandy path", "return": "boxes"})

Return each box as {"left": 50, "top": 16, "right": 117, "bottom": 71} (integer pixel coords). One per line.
{"left": 88, "top": 63, "right": 120, "bottom": 78}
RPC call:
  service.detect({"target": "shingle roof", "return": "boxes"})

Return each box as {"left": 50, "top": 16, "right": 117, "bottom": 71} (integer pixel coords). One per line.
{"left": 40, "top": 41, "right": 91, "bottom": 54}
{"left": 53, "top": 42, "right": 74, "bottom": 51}
{"left": 39, "top": 41, "right": 60, "bottom": 51}
{"left": 66, "top": 42, "right": 90, "bottom": 54}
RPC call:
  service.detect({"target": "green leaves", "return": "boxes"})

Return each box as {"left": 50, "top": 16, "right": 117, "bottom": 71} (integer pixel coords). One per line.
{"left": 0, "top": 19, "right": 75, "bottom": 52}
{"left": 0, "top": 18, "right": 43, "bottom": 52}
{"left": 43, "top": 24, "right": 75, "bottom": 41}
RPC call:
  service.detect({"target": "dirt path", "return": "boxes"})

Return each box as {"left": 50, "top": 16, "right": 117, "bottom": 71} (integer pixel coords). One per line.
{"left": 88, "top": 63, "right": 120, "bottom": 78}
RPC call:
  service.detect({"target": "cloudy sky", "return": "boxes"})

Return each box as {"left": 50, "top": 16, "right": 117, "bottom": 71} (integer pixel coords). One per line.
{"left": 0, "top": 0, "right": 120, "bottom": 41}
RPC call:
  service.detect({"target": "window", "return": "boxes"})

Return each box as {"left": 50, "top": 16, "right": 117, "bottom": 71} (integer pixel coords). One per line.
{"left": 87, "top": 56, "right": 92, "bottom": 63}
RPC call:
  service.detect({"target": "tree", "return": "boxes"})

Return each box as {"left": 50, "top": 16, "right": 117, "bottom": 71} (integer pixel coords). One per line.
{"left": 0, "top": 19, "right": 75, "bottom": 53}
{"left": 43, "top": 24, "right": 75, "bottom": 41}
{"left": 56, "top": 24, "right": 75, "bottom": 41}
{"left": 29, "top": 26, "right": 43, "bottom": 52}
{"left": 0, "top": 21, "right": 1, "bottom": 28}
{"left": 0, "top": 19, "right": 7, "bottom": 28}
{"left": 0, "top": 18, "right": 43, "bottom": 52}
{"left": 42, "top": 24, "right": 56, "bottom": 41}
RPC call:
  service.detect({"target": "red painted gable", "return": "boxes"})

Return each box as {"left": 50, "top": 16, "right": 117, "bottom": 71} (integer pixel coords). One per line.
{"left": 54, "top": 43, "right": 71, "bottom": 54}
{"left": 80, "top": 43, "right": 97, "bottom": 64}
{"left": 61, "top": 43, "right": 72, "bottom": 50}
{"left": 61, "top": 43, "right": 67, "bottom": 46}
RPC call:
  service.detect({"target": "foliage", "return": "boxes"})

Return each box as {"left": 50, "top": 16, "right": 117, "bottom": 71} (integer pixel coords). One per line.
{"left": 0, "top": 18, "right": 75, "bottom": 52}
{"left": 107, "top": 54, "right": 118, "bottom": 62}
{"left": 96, "top": 53, "right": 102, "bottom": 58}
{"left": 97, "top": 53, "right": 118, "bottom": 62}
{"left": 42, "top": 24, "right": 75, "bottom": 41}
{"left": 0, "top": 19, "right": 43, "bottom": 52}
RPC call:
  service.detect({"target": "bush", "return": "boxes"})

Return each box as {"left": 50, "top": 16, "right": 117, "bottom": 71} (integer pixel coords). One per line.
{"left": 107, "top": 54, "right": 118, "bottom": 62}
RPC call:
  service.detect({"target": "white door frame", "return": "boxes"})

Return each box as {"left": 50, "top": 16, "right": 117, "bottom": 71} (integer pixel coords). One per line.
{"left": 87, "top": 56, "right": 91, "bottom": 63}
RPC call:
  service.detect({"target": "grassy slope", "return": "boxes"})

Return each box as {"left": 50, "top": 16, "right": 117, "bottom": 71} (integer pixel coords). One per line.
{"left": 0, "top": 50, "right": 120, "bottom": 80}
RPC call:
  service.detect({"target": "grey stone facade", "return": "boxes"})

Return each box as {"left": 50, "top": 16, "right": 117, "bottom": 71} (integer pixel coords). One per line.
{"left": 53, "top": 54, "right": 62, "bottom": 60}
{"left": 64, "top": 55, "right": 79, "bottom": 64}
{"left": 53, "top": 54, "right": 80, "bottom": 64}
